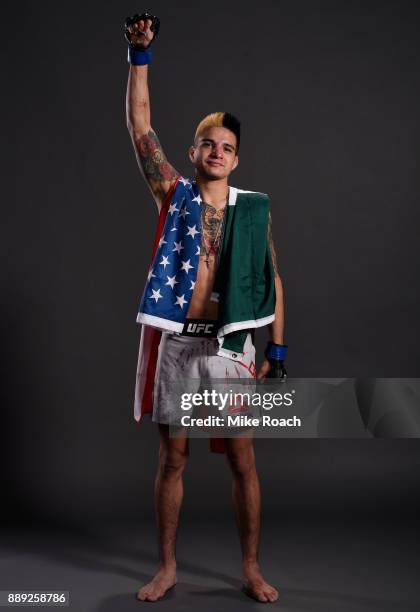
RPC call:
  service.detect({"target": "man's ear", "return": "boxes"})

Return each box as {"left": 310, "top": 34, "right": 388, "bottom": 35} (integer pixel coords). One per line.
{"left": 232, "top": 155, "right": 239, "bottom": 171}
{"left": 188, "top": 145, "right": 195, "bottom": 163}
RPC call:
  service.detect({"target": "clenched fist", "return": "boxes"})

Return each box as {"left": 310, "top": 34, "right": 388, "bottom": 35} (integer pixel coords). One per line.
{"left": 125, "top": 12, "right": 160, "bottom": 49}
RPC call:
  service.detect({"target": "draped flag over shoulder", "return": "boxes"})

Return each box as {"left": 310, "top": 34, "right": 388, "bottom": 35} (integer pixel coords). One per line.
{"left": 134, "top": 176, "right": 182, "bottom": 422}
{"left": 136, "top": 176, "right": 202, "bottom": 331}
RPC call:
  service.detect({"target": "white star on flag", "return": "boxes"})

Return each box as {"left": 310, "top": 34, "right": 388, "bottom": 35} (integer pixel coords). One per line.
{"left": 180, "top": 259, "right": 194, "bottom": 274}
{"left": 179, "top": 206, "right": 190, "bottom": 220}
{"left": 165, "top": 275, "right": 178, "bottom": 289}
{"left": 196, "top": 244, "right": 201, "bottom": 256}
{"left": 186, "top": 225, "right": 200, "bottom": 239}
{"left": 179, "top": 177, "right": 191, "bottom": 186}
{"left": 168, "top": 202, "right": 179, "bottom": 216}
{"left": 192, "top": 194, "right": 202, "bottom": 205}
{"left": 149, "top": 288, "right": 163, "bottom": 303}
{"left": 159, "top": 255, "right": 170, "bottom": 269}
{"left": 172, "top": 241, "right": 184, "bottom": 253}
{"left": 174, "top": 294, "right": 188, "bottom": 308}
{"left": 147, "top": 268, "right": 156, "bottom": 281}
{"left": 189, "top": 280, "right": 196, "bottom": 290}
{"left": 158, "top": 235, "right": 167, "bottom": 248}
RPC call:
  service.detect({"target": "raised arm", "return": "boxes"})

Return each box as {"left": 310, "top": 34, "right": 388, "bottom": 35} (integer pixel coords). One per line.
{"left": 125, "top": 15, "right": 179, "bottom": 212}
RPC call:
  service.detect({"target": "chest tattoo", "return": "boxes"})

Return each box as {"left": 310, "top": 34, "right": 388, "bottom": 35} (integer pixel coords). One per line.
{"left": 200, "top": 202, "right": 226, "bottom": 260}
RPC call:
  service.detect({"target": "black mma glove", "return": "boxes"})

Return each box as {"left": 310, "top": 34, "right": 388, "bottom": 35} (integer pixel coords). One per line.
{"left": 124, "top": 12, "right": 160, "bottom": 64}
{"left": 265, "top": 342, "right": 288, "bottom": 380}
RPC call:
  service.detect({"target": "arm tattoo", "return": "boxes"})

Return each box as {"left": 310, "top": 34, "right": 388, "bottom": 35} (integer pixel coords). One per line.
{"left": 135, "top": 129, "right": 178, "bottom": 183}
{"left": 267, "top": 211, "right": 279, "bottom": 276}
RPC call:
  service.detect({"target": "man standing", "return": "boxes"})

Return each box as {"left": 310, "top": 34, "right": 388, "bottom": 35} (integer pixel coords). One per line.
{"left": 125, "top": 13, "right": 287, "bottom": 604}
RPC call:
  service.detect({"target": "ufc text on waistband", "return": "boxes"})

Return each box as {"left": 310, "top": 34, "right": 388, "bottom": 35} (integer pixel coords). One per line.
{"left": 181, "top": 319, "right": 220, "bottom": 338}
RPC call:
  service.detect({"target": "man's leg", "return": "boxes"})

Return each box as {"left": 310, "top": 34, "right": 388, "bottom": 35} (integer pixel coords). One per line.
{"left": 137, "top": 425, "right": 189, "bottom": 602}
{"left": 225, "top": 435, "right": 279, "bottom": 603}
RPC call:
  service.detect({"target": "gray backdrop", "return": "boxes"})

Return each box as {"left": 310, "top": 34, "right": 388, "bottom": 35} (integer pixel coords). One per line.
{"left": 2, "top": 0, "right": 420, "bottom": 526}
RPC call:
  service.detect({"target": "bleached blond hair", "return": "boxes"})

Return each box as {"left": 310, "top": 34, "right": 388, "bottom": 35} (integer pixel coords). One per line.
{"left": 194, "top": 112, "right": 241, "bottom": 151}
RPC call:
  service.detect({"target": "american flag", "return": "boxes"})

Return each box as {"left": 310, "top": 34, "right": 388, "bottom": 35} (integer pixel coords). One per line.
{"left": 137, "top": 176, "right": 203, "bottom": 327}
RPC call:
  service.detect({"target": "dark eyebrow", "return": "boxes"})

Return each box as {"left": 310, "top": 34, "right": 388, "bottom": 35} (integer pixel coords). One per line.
{"left": 201, "top": 138, "right": 236, "bottom": 150}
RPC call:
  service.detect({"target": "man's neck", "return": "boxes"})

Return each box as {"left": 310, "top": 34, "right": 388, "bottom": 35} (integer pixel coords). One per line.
{"left": 195, "top": 175, "right": 229, "bottom": 209}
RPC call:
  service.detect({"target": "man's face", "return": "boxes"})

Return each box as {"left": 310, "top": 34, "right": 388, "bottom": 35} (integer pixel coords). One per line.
{"left": 189, "top": 126, "right": 239, "bottom": 180}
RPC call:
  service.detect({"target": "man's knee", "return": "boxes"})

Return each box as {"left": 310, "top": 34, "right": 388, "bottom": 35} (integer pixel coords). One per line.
{"left": 226, "top": 444, "right": 256, "bottom": 478}
{"left": 158, "top": 446, "right": 189, "bottom": 479}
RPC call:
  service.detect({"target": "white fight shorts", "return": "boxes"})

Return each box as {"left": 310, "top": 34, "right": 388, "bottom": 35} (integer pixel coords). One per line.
{"left": 152, "top": 330, "right": 257, "bottom": 425}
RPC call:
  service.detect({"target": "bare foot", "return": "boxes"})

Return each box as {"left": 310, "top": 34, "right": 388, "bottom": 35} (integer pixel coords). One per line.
{"left": 242, "top": 563, "right": 279, "bottom": 603}
{"left": 136, "top": 566, "right": 177, "bottom": 602}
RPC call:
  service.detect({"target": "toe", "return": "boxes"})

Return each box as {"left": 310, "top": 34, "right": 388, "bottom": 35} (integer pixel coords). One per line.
{"left": 257, "top": 590, "right": 269, "bottom": 602}
{"left": 137, "top": 586, "right": 153, "bottom": 601}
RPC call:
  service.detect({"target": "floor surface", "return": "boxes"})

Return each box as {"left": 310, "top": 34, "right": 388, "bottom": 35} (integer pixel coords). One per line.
{"left": 1, "top": 519, "right": 419, "bottom": 611}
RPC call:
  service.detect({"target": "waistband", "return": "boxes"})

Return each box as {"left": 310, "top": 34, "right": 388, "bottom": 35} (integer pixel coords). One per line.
{"left": 178, "top": 318, "right": 220, "bottom": 338}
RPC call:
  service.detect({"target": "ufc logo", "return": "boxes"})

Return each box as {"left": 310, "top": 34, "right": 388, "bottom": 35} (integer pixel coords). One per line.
{"left": 187, "top": 323, "right": 214, "bottom": 334}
